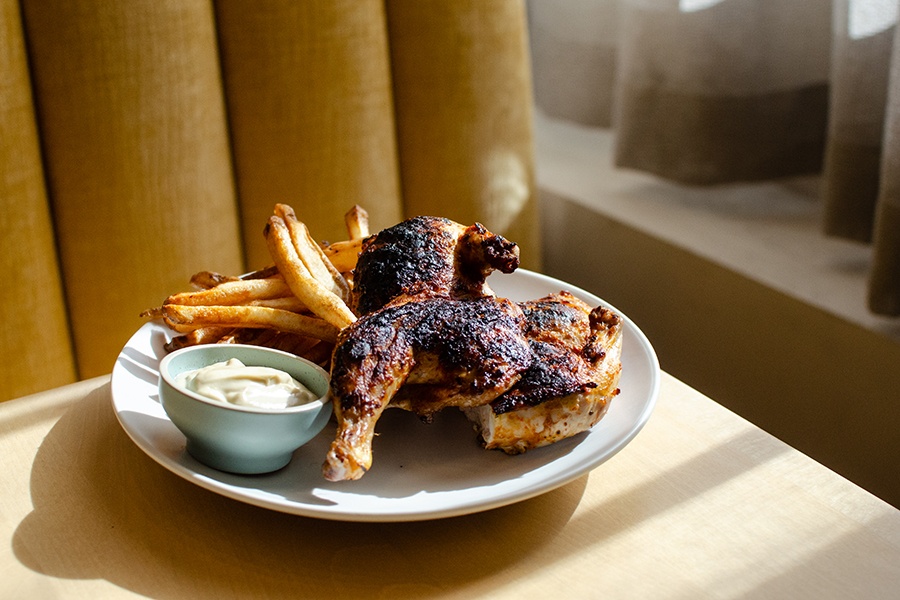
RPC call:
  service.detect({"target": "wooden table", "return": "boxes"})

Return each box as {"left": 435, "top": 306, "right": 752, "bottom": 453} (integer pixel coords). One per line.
{"left": 2, "top": 373, "right": 899, "bottom": 599}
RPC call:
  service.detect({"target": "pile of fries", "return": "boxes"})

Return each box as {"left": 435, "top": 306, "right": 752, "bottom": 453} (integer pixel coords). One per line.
{"left": 141, "top": 204, "right": 369, "bottom": 368}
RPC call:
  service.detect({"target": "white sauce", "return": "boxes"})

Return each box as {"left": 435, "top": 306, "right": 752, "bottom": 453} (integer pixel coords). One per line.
{"left": 175, "top": 358, "right": 317, "bottom": 409}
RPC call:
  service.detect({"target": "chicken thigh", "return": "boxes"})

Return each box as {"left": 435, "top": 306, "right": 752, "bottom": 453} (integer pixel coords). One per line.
{"left": 463, "top": 292, "right": 623, "bottom": 453}
{"left": 324, "top": 295, "right": 531, "bottom": 481}
{"left": 325, "top": 215, "right": 531, "bottom": 481}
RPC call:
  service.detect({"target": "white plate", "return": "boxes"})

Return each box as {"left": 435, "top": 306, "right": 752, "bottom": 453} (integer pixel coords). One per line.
{"left": 111, "top": 270, "right": 660, "bottom": 522}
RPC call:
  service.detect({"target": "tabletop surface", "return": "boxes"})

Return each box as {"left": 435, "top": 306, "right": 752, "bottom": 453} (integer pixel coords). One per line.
{"left": 2, "top": 373, "right": 899, "bottom": 599}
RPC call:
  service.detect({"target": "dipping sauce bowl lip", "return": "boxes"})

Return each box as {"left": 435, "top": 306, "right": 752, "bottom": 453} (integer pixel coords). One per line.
{"left": 158, "top": 344, "right": 330, "bottom": 415}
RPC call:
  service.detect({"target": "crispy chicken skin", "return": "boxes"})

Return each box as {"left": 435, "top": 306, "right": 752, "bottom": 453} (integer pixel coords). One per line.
{"left": 464, "top": 292, "right": 623, "bottom": 454}
{"left": 349, "top": 216, "right": 519, "bottom": 315}
{"left": 323, "top": 216, "right": 622, "bottom": 481}
{"left": 324, "top": 296, "right": 531, "bottom": 481}
{"left": 324, "top": 216, "right": 529, "bottom": 481}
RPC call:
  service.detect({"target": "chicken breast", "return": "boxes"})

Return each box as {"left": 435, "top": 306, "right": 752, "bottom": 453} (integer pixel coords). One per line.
{"left": 463, "top": 292, "right": 623, "bottom": 454}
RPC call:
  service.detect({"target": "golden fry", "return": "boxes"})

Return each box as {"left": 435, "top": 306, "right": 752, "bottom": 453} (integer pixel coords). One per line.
{"left": 164, "top": 277, "right": 292, "bottom": 307}
{"left": 150, "top": 204, "right": 360, "bottom": 362}
{"left": 264, "top": 216, "right": 356, "bottom": 330}
{"left": 248, "top": 296, "right": 309, "bottom": 312}
{"left": 164, "top": 326, "right": 234, "bottom": 352}
{"left": 162, "top": 304, "right": 340, "bottom": 343}
{"left": 344, "top": 205, "right": 370, "bottom": 240}
{"left": 274, "top": 204, "right": 350, "bottom": 301}
{"left": 322, "top": 238, "right": 362, "bottom": 273}
{"left": 140, "top": 306, "right": 164, "bottom": 320}
{"left": 240, "top": 265, "right": 280, "bottom": 280}
{"left": 189, "top": 271, "right": 239, "bottom": 289}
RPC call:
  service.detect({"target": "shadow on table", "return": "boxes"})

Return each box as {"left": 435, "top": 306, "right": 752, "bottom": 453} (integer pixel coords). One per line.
{"left": 13, "top": 384, "right": 588, "bottom": 598}
{"left": 17, "top": 382, "right": 896, "bottom": 598}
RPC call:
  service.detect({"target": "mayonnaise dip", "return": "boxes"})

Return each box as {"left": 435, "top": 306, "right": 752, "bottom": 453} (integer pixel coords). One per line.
{"left": 175, "top": 358, "right": 318, "bottom": 409}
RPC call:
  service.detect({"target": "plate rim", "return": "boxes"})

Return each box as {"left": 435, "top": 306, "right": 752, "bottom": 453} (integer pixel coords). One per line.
{"left": 111, "top": 269, "right": 660, "bottom": 522}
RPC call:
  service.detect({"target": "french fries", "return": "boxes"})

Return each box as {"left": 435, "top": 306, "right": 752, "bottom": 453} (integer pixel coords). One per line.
{"left": 164, "top": 277, "right": 293, "bottom": 307}
{"left": 322, "top": 238, "right": 363, "bottom": 273}
{"left": 344, "top": 205, "right": 370, "bottom": 240}
{"left": 142, "top": 203, "right": 366, "bottom": 369}
{"left": 161, "top": 304, "right": 340, "bottom": 343}
{"left": 189, "top": 271, "right": 239, "bottom": 289}
{"left": 187, "top": 267, "right": 278, "bottom": 289}
{"left": 315, "top": 204, "right": 369, "bottom": 279}
{"left": 274, "top": 204, "right": 349, "bottom": 301}
{"left": 264, "top": 215, "right": 356, "bottom": 330}
{"left": 164, "top": 326, "right": 234, "bottom": 352}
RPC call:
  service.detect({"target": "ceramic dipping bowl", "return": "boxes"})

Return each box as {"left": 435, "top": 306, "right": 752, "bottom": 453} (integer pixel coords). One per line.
{"left": 158, "top": 344, "right": 332, "bottom": 475}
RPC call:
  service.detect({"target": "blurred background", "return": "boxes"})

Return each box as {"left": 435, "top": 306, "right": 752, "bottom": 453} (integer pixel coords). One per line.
{"left": 529, "top": 0, "right": 900, "bottom": 508}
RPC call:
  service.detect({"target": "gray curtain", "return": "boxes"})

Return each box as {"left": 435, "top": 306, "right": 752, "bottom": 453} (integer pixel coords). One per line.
{"left": 529, "top": 0, "right": 900, "bottom": 316}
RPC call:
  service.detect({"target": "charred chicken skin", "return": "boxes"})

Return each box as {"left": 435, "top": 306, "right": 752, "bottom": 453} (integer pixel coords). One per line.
{"left": 324, "top": 217, "right": 528, "bottom": 481}
{"left": 323, "top": 216, "right": 623, "bottom": 481}
{"left": 324, "top": 296, "right": 531, "bottom": 481}
{"left": 349, "top": 216, "right": 519, "bottom": 315}
{"left": 464, "top": 292, "right": 623, "bottom": 454}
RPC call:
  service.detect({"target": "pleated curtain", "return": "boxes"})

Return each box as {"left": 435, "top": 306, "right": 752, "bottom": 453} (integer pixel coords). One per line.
{"left": 530, "top": 0, "right": 900, "bottom": 316}
{"left": 0, "top": 0, "right": 537, "bottom": 400}
{"left": 0, "top": 0, "right": 76, "bottom": 395}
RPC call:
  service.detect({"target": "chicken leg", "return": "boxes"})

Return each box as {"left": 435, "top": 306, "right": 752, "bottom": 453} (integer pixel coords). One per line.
{"left": 324, "top": 296, "right": 531, "bottom": 481}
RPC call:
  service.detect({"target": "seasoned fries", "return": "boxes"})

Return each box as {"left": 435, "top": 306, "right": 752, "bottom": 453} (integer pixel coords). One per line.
{"left": 274, "top": 204, "right": 349, "bottom": 301}
{"left": 264, "top": 216, "right": 356, "bottom": 330}
{"left": 164, "top": 326, "right": 234, "bottom": 351}
{"left": 142, "top": 203, "right": 365, "bottom": 369}
{"left": 344, "top": 205, "right": 370, "bottom": 240}
{"left": 322, "top": 238, "right": 363, "bottom": 274}
{"left": 164, "top": 277, "right": 293, "bottom": 307}
{"left": 161, "top": 304, "right": 339, "bottom": 343}
{"left": 189, "top": 271, "right": 239, "bottom": 289}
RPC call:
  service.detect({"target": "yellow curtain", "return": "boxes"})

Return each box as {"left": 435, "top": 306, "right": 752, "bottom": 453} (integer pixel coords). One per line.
{"left": 21, "top": 0, "right": 245, "bottom": 379}
{"left": 387, "top": 0, "right": 540, "bottom": 268}
{"left": 214, "top": 0, "right": 403, "bottom": 266}
{"left": 0, "top": 0, "right": 537, "bottom": 399}
{"left": 0, "top": 0, "right": 75, "bottom": 398}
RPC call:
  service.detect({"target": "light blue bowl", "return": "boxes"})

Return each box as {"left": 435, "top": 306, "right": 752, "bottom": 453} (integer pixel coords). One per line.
{"left": 158, "top": 344, "right": 332, "bottom": 475}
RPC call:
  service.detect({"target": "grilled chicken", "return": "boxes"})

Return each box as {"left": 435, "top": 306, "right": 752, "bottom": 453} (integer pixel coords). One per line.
{"left": 324, "top": 216, "right": 529, "bottom": 481}
{"left": 323, "top": 216, "right": 622, "bottom": 481}
{"left": 349, "top": 216, "right": 519, "bottom": 315}
{"left": 463, "top": 292, "right": 623, "bottom": 453}
{"left": 323, "top": 295, "right": 531, "bottom": 481}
